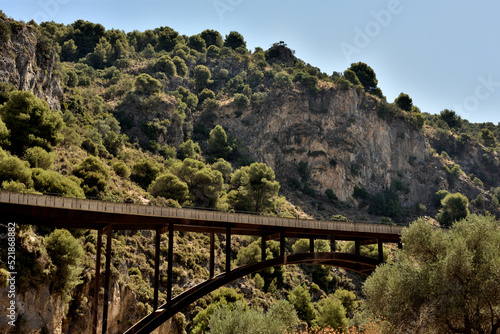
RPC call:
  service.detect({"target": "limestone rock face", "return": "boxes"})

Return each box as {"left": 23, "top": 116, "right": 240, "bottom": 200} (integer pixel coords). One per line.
{"left": 0, "top": 19, "right": 62, "bottom": 110}
{"left": 211, "top": 87, "right": 433, "bottom": 205}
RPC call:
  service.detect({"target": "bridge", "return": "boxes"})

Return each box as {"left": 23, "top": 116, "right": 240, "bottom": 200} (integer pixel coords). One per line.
{"left": 0, "top": 191, "right": 403, "bottom": 334}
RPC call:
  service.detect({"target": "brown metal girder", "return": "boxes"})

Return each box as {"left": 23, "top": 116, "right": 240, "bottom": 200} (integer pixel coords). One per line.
{"left": 127, "top": 252, "right": 380, "bottom": 334}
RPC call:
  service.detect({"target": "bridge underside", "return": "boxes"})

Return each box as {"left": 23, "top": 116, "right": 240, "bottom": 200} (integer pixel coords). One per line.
{"left": 126, "top": 252, "right": 380, "bottom": 334}
{"left": 0, "top": 192, "right": 402, "bottom": 334}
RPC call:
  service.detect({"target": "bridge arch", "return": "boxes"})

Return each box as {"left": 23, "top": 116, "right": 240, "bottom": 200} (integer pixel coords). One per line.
{"left": 125, "top": 252, "right": 380, "bottom": 334}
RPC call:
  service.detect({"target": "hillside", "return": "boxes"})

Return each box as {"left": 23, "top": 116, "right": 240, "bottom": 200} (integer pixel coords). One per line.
{"left": 0, "top": 13, "right": 499, "bottom": 333}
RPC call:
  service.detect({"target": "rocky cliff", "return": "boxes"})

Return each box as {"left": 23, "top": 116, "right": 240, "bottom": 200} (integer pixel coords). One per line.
{"left": 207, "top": 84, "right": 491, "bottom": 220}
{"left": 0, "top": 17, "right": 62, "bottom": 109}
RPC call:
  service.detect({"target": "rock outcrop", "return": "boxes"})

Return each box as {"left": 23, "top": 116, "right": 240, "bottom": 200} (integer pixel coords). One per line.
{"left": 0, "top": 18, "right": 62, "bottom": 110}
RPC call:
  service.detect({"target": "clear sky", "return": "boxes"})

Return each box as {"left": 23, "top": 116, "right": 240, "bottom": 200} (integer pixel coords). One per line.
{"left": 2, "top": 0, "right": 500, "bottom": 123}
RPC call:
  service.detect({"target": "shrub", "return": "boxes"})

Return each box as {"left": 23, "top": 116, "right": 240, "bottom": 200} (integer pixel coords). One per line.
{"left": 233, "top": 93, "right": 249, "bottom": 108}
{"left": 72, "top": 156, "right": 110, "bottom": 196}
{"left": 148, "top": 172, "right": 189, "bottom": 203}
{"left": 208, "top": 125, "right": 232, "bottom": 158}
{"left": 177, "top": 139, "right": 201, "bottom": 160}
{"left": 198, "top": 88, "right": 215, "bottom": 104}
{"left": 154, "top": 55, "right": 176, "bottom": 76}
{"left": 443, "top": 164, "right": 463, "bottom": 177}
{"left": 353, "top": 186, "right": 369, "bottom": 199}
{"left": 287, "top": 285, "right": 316, "bottom": 326}
{"left": 0, "top": 155, "right": 33, "bottom": 189}
{"left": 435, "top": 189, "right": 450, "bottom": 207}
{"left": 23, "top": 146, "right": 54, "bottom": 169}
{"left": 32, "top": 169, "right": 84, "bottom": 197}
{"left": 0, "top": 91, "right": 63, "bottom": 155}
{"left": 130, "top": 158, "right": 163, "bottom": 189}
{"left": 473, "top": 176, "right": 483, "bottom": 188}
{"left": 438, "top": 192, "right": 469, "bottom": 226}
{"left": 172, "top": 56, "right": 188, "bottom": 77}
{"left": 45, "top": 229, "right": 84, "bottom": 300}
{"left": 331, "top": 215, "right": 348, "bottom": 222}
{"left": 112, "top": 161, "right": 130, "bottom": 179}
{"left": 317, "top": 295, "right": 348, "bottom": 330}
{"left": 274, "top": 72, "right": 292, "bottom": 87}
{"left": 134, "top": 73, "right": 162, "bottom": 95}
{"left": 325, "top": 188, "right": 338, "bottom": 201}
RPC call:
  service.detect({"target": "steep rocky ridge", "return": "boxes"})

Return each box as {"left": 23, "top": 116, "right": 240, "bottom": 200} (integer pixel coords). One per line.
{"left": 207, "top": 84, "right": 492, "bottom": 220}
{"left": 0, "top": 17, "right": 62, "bottom": 109}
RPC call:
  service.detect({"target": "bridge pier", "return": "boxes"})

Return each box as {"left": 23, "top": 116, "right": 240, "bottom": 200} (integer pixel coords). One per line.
{"left": 210, "top": 232, "right": 215, "bottom": 279}
{"left": 378, "top": 239, "right": 384, "bottom": 262}
{"left": 91, "top": 225, "right": 113, "bottom": 334}
{"left": 166, "top": 223, "right": 174, "bottom": 307}
{"left": 226, "top": 227, "right": 231, "bottom": 274}
{"left": 153, "top": 227, "right": 161, "bottom": 310}
{"left": 91, "top": 228, "right": 103, "bottom": 334}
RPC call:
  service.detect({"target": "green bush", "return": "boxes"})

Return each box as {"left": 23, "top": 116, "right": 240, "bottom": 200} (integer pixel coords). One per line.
{"left": 23, "top": 146, "right": 54, "bottom": 169}
{"left": 434, "top": 189, "right": 450, "bottom": 207}
{"left": 0, "top": 91, "right": 63, "bottom": 155}
{"left": 317, "top": 295, "right": 348, "bottom": 330}
{"left": 208, "top": 125, "right": 232, "bottom": 159}
{"left": 148, "top": 172, "right": 189, "bottom": 203}
{"left": 233, "top": 93, "right": 249, "bottom": 108}
{"left": 331, "top": 215, "right": 348, "bottom": 222}
{"left": 154, "top": 55, "right": 176, "bottom": 76}
{"left": 130, "top": 158, "right": 163, "bottom": 190}
{"left": 287, "top": 285, "right": 316, "bottom": 326}
{"left": 112, "top": 161, "right": 130, "bottom": 179}
{"left": 177, "top": 139, "right": 201, "bottom": 160}
{"left": 325, "top": 188, "right": 338, "bottom": 201}
{"left": 72, "top": 156, "right": 110, "bottom": 197}
{"left": 134, "top": 73, "right": 162, "bottom": 95}
{"left": 353, "top": 186, "right": 369, "bottom": 199}
{"left": 0, "top": 154, "right": 33, "bottom": 189}
{"left": 437, "top": 192, "right": 469, "bottom": 226}
{"left": 45, "top": 229, "right": 84, "bottom": 300}
{"left": 32, "top": 168, "right": 84, "bottom": 197}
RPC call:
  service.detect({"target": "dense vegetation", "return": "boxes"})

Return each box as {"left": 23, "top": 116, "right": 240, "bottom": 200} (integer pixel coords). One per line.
{"left": 0, "top": 12, "right": 499, "bottom": 333}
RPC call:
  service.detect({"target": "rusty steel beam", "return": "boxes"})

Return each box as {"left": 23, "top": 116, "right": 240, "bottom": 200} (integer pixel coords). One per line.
{"left": 225, "top": 227, "right": 231, "bottom": 274}
{"left": 91, "top": 228, "right": 103, "bottom": 334}
{"left": 153, "top": 227, "right": 161, "bottom": 310}
{"left": 102, "top": 225, "right": 113, "bottom": 334}
{"left": 209, "top": 232, "right": 215, "bottom": 279}
{"left": 166, "top": 224, "right": 174, "bottom": 307}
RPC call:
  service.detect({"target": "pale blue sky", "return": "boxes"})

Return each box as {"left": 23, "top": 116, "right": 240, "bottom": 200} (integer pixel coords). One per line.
{"left": 3, "top": 0, "right": 500, "bottom": 123}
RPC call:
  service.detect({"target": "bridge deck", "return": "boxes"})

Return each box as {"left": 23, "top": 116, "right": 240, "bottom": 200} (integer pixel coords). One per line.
{"left": 0, "top": 191, "right": 402, "bottom": 242}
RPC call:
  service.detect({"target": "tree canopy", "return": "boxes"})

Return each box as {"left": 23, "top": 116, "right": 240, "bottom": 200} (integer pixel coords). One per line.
{"left": 0, "top": 91, "right": 63, "bottom": 155}
{"left": 363, "top": 215, "right": 500, "bottom": 333}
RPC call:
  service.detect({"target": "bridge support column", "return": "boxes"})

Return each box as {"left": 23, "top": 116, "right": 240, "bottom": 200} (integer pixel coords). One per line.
{"left": 378, "top": 239, "right": 384, "bottom": 262}
{"left": 167, "top": 224, "right": 174, "bottom": 307}
{"left": 354, "top": 239, "right": 360, "bottom": 256}
{"left": 102, "top": 225, "right": 113, "bottom": 334}
{"left": 153, "top": 227, "right": 161, "bottom": 310}
{"left": 226, "top": 227, "right": 231, "bottom": 274}
{"left": 330, "top": 234, "right": 336, "bottom": 252}
{"left": 92, "top": 228, "right": 103, "bottom": 334}
{"left": 261, "top": 236, "right": 266, "bottom": 261}
{"left": 280, "top": 230, "right": 285, "bottom": 258}
{"left": 309, "top": 237, "right": 314, "bottom": 253}
{"left": 210, "top": 232, "right": 215, "bottom": 279}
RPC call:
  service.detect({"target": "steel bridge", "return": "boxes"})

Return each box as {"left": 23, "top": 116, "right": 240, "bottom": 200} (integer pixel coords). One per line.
{"left": 0, "top": 191, "right": 403, "bottom": 334}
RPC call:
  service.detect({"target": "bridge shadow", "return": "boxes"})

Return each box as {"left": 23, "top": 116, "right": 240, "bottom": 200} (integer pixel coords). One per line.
{"left": 125, "top": 252, "right": 380, "bottom": 334}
